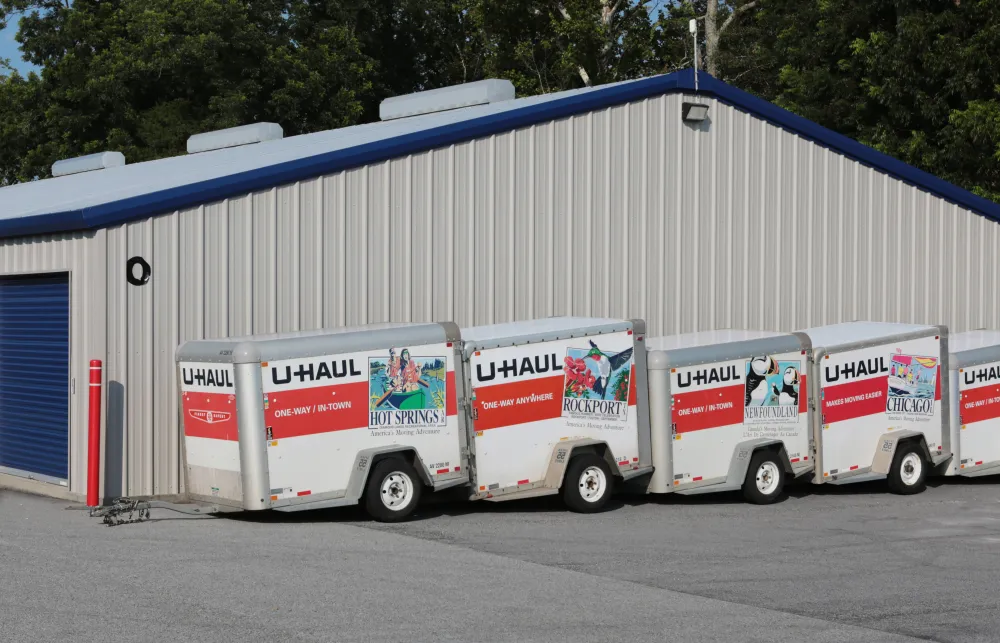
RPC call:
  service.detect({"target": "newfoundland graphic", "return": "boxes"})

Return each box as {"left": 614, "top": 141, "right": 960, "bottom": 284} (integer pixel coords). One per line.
{"left": 744, "top": 356, "right": 801, "bottom": 425}
{"left": 886, "top": 353, "right": 937, "bottom": 420}
{"left": 562, "top": 340, "right": 634, "bottom": 422}
{"left": 368, "top": 348, "right": 447, "bottom": 429}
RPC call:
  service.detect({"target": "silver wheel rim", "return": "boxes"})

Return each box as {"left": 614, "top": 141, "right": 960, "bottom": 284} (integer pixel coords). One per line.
{"left": 579, "top": 466, "right": 607, "bottom": 503}
{"left": 900, "top": 452, "right": 922, "bottom": 486}
{"left": 756, "top": 461, "right": 781, "bottom": 496}
{"left": 380, "top": 471, "right": 414, "bottom": 511}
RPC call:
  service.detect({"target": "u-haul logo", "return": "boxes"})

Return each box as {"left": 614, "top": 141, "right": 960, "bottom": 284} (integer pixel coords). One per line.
{"left": 188, "top": 409, "right": 232, "bottom": 424}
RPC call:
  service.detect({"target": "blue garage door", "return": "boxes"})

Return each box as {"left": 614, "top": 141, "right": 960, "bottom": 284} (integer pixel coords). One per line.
{"left": 0, "top": 274, "right": 70, "bottom": 481}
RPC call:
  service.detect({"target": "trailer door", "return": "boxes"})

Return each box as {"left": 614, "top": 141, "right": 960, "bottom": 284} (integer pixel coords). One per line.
{"left": 956, "top": 359, "right": 1000, "bottom": 472}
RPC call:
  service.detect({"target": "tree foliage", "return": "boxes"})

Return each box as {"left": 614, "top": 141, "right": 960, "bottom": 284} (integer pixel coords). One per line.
{"left": 0, "top": 0, "right": 998, "bottom": 203}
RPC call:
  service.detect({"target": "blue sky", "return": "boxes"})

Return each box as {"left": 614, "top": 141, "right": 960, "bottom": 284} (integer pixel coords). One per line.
{"left": 1, "top": 21, "right": 37, "bottom": 75}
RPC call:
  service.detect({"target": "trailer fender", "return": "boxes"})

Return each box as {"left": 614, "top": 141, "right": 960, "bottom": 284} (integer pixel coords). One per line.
{"left": 542, "top": 439, "right": 621, "bottom": 491}
{"left": 345, "top": 446, "right": 436, "bottom": 505}
{"left": 725, "top": 439, "right": 793, "bottom": 488}
{"left": 870, "top": 431, "right": 932, "bottom": 475}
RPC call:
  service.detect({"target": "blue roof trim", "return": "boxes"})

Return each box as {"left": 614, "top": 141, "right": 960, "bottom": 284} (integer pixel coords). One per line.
{"left": 693, "top": 72, "right": 1000, "bottom": 223}
{"left": 2, "top": 67, "right": 998, "bottom": 239}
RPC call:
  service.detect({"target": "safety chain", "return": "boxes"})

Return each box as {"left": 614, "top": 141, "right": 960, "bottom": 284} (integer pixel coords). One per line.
{"left": 90, "top": 498, "right": 151, "bottom": 526}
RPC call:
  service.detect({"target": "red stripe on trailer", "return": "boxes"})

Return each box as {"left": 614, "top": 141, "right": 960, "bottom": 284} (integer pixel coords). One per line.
{"left": 618, "top": 460, "right": 629, "bottom": 466}
{"left": 959, "top": 384, "right": 1000, "bottom": 425}
{"left": 821, "top": 376, "right": 889, "bottom": 424}
{"left": 297, "top": 490, "right": 311, "bottom": 496}
{"left": 671, "top": 384, "right": 744, "bottom": 433}
{"left": 627, "top": 365, "right": 637, "bottom": 407}
{"left": 446, "top": 371, "right": 458, "bottom": 417}
{"left": 935, "top": 366, "right": 941, "bottom": 402}
{"left": 436, "top": 468, "right": 449, "bottom": 475}
{"left": 790, "top": 457, "right": 800, "bottom": 463}
{"left": 182, "top": 392, "right": 239, "bottom": 441}
{"left": 517, "top": 479, "right": 530, "bottom": 485}
{"left": 472, "top": 375, "right": 565, "bottom": 431}
{"left": 849, "top": 465, "right": 859, "bottom": 471}
{"left": 692, "top": 476, "right": 703, "bottom": 482}
{"left": 799, "top": 374, "right": 808, "bottom": 414}
{"left": 265, "top": 381, "right": 370, "bottom": 437}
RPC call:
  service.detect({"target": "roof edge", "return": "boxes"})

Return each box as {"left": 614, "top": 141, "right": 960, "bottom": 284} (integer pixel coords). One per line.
{"left": 2, "top": 67, "right": 998, "bottom": 240}
{"left": 692, "top": 72, "right": 1000, "bottom": 223}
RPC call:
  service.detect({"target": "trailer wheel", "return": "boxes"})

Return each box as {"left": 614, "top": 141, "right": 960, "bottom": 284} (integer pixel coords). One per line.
{"left": 562, "top": 454, "right": 614, "bottom": 513}
{"left": 364, "top": 457, "right": 423, "bottom": 522}
{"left": 742, "top": 450, "right": 785, "bottom": 505}
{"left": 887, "top": 442, "right": 927, "bottom": 495}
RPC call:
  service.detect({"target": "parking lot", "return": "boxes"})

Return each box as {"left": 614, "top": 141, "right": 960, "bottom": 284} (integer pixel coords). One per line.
{"left": 2, "top": 477, "right": 999, "bottom": 643}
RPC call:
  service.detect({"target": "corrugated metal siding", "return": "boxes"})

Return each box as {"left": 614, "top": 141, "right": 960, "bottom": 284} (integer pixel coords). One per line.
{"left": 0, "top": 273, "right": 70, "bottom": 480}
{"left": 4, "top": 92, "right": 1000, "bottom": 498}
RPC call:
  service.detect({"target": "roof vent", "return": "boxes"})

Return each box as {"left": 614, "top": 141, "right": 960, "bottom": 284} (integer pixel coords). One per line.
{"left": 51, "top": 151, "right": 126, "bottom": 178}
{"left": 379, "top": 79, "right": 515, "bottom": 121}
{"left": 187, "top": 122, "right": 284, "bottom": 154}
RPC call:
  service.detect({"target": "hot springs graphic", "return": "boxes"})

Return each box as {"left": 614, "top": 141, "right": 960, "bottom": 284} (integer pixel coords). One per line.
{"left": 368, "top": 348, "right": 447, "bottom": 428}
{"left": 886, "top": 354, "right": 937, "bottom": 419}
{"left": 562, "top": 340, "right": 633, "bottom": 421}
{"left": 744, "top": 356, "right": 800, "bottom": 424}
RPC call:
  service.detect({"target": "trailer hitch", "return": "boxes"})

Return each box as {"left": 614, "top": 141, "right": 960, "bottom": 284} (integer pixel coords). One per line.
{"left": 89, "top": 498, "right": 222, "bottom": 526}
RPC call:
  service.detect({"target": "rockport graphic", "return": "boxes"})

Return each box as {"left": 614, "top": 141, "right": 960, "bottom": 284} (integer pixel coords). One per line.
{"left": 562, "top": 341, "right": 633, "bottom": 422}
{"left": 744, "top": 357, "right": 801, "bottom": 425}
{"left": 368, "top": 348, "right": 447, "bottom": 429}
{"left": 886, "top": 353, "right": 937, "bottom": 421}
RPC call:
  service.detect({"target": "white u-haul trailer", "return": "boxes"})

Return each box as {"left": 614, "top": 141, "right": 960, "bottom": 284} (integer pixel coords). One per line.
{"left": 798, "top": 321, "right": 951, "bottom": 494}
{"left": 152, "top": 317, "right": 652, "bottom": 523}
{"left": 644, "top": 330, "right": 814, "bottom": 504}
{"left": 943, "top": 330, "right": 1000, "bottom": 477}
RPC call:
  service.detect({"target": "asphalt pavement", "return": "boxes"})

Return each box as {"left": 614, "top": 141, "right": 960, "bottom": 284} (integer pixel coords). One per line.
{"left": 2, "top": 477, "right": 999, "bottom": 643}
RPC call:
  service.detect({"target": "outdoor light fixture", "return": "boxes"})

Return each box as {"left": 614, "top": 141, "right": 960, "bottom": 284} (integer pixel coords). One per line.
{"left": 682, "top": 102, "right": 710, "bottom": 123}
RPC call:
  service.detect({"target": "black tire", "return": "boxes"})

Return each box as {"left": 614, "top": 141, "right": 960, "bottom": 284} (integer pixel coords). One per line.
{"left": 562, "top": 453, "right": 615, "bottom": 513}
{"left": 742, "top": 449, "right": 786, "bottom": 505}
{"left": 364, "top": 457, "right": 423, "bottom": 522}
{"left": 887, "top": 442, "right": 927, "bottom": 495}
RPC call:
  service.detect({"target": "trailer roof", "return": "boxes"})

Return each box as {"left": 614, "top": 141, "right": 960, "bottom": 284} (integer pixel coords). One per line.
{"left": 2, "top": 69, "right": 999, "bottom": 240}
{"left": 800, "top": 321, "right": 938, "bottom": 348}
{"left": 645, "top": 329, "right": 785, "bottom": 351}
{"left": 461, "top": 317, "right": 632, "bottom": 344}
{"left": 950, "top": 330, "right": 1000, "bottom": 353}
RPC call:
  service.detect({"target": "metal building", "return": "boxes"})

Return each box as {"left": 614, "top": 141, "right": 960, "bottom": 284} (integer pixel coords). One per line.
{"left": 1, "top": 69, "right": 999, "bottom": 502}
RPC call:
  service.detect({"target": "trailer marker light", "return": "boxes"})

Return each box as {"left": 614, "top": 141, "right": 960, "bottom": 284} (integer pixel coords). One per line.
{"left": 270, "top": 441, "right": 278, "bottom": 447}
{"left": 476, "top": 431, "right": 484, "bottom": 437}
{"left": 632, "top": 457, "right": 639, "bottom": 462}
{"left": 849, "top": 465, "right": 859, "bottom": 471}
{"left": 935, "top": 336, "right": 939, "bottom": 340}
{"left": 627, "top": 330, "right": 633, "bottom": 335}
{"left": 692, "top": 476, "right": 703, "bottom": 482}
{"left": 479, "top": 485, "right": 486, "bottom": 491}
{"left": 671, "top": 368, "right": 676, "bottom": 373}
{"left": 673, "top": 480, "right": 680, "bottom": 486}
{"left": 560, "top": 436, "right": 569, "bottom": 441}
{"left": 270, "top": 495, "right": 279, "bottom": 501}
{"left": 790, "top": 458, "right": 800, "bottom": 463}
{"left": 938, "top": 446, "right": 942, "bottom": 450}
{"left": 962, "top": 425, "right": 966, "bottom": 430}
{"left": 261, "top": 362, "right": 268, "bottom": 367}
{"left": 475, "top": 351, "right": 481, "bottom": 356}
{"left": 454, "top": 466, "right": 461, "bottom": 472}
{"left": 976, "top": 461, "right": 983, "bottom": 466}
{"left": 447, "top": 342, "right": 453, "bottom": 347}
{"left": 959, "top": 368, "right": 964, "bottom": 373}
{"left": 297, "top": 490, "right": 311, "bottom": 496}
{"left": 674, "top": 435, "right": 681, "bottom": 440}
{"left": 823, "top": 472, "right": 829, "bottom": 477}
{"left": 618, "top": 460, "right": 629, "bottom": 466}
{"left": 517, "top": 479, "right": 529, "bottom": 485}
{"left": 801, "top": 350, "right": 806, "bottom": 355}
{"left": 961, "top": 464, "right": 965, "bottom": 469}
{"left": 804, "top": 456, "right": 809, "bottom": 460}
{"left": 436, "top": 468, "right": 450, "bottom": 475}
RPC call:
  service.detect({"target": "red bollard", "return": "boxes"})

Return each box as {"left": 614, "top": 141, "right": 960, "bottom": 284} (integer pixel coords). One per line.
{"left": 87, "top": 360, "right": 103, "bottom": 507}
